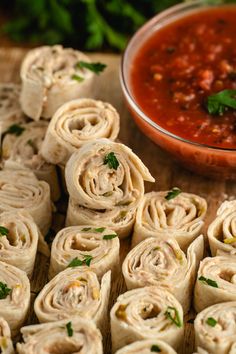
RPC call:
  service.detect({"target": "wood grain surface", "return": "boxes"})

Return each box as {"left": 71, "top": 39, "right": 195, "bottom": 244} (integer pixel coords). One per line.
{"left": 1, "top": 47, "right": 235, "bottom": 354}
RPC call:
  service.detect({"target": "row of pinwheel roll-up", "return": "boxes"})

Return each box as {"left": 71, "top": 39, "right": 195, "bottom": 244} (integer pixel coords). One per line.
{"left": 0, "top": 44, "right": 235, "bottom": 354}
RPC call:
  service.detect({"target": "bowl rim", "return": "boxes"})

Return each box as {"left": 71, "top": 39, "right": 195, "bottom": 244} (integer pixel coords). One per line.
{"left": 120, "top": 0, "right": 236, "bottom": 152}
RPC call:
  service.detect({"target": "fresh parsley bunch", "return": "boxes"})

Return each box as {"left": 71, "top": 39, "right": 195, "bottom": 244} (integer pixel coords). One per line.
{"left": 1, "top": 0, "right": 182, "bottom": 51}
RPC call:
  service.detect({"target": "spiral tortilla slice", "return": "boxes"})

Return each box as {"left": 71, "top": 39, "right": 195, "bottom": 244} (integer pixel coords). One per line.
{"left": 0, "top": 83, "right": 25, "bottom": 134}
{"left": 0, "top": 261, "right": 30, "bottom": 337}
{"left": 66, "top": 198, "right": 135, "bottom": 239}
{"left": 41, "top": 98, "right": 120, "bottom": 166}
{"left": 122, "top": 235, "right": 204, "bottom": 314}
{"left": 194, "top": 255, "right": 236, "bottom": 312}
{"left": 65, "top": 139, "right": 154, "bottom": 239}
{"left": 0, "top": 317, "right": 14, "bottom": 354}
{"left": 49, "top": 225, "right": 119, "bottom": 279}
{"left": 34, "top": 268, "right": 111, "bottom": 334}
{"left": 2, "top": 121, "right": 60, "bottom": 201}
{"left": 115, "top": 339, "right": 177, "bottom": 354}
{"left": 17, "top": 318, "right": 103, "bottom": 354}
{"left": 208, "top": 200, "right": 236, "bottom": 256}
{"left": 0, "top": 210, "right": 39, "bottom": 277}
{"left": 0, "top": 167, "right": 52, "bottom": 236}
{"left": 20, "top": 45, "right": 95, "bottom": 120}
{"left": 194, "top": 301, "right": 236, "bottom": 354}
{"left": 132, "top": 191, "right": 207, "bottom": 251}
{"left": 110, "top": 287, "right": 184, "bottom": 352}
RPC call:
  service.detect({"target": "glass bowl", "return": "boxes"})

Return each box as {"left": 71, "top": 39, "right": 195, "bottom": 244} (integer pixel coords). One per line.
{"left": 120, "top": 0, "right": 236, "bottom": 180}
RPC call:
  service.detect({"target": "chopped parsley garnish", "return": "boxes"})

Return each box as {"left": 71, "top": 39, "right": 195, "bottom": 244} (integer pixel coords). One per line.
{"left": 164, "top": 306, "right": 182, "bottom": 327}
{"left": 0, "top": 226, "right": 9, "bottom": 237}
{"left": 68, "top": 254, "right": 93, "bottom": 268}
{"left": 76, "top": 61, "right": 107, "bottom": 74}
{"left": 71, "top": 74, "right": 84, "bottom": 82}
{"left": 0, "top": 282, "right": 11, "bottom": 299}
{"left": 206, "top": 317, "right": 217, "bottom": 327}
{"left": 207, "top": 89, "right": 236, "bottom": 115}
{"left": 103, "top": 234, "right": 117, "bottom": 240}
{"left": 198, "top": 276, "right": 218, "bottom": 288}
{"left": 94, "top": 227, "right": 106, "bottom": 233}
{"left": 104, "top": 152, "right": 119, "bottom": 170}
{"left": 66, "top": 321, "right": 73, "bottom": 337}
{"left": 151, "top": 345, "right": 161, "bottom": 352}
{"left": 5, "top": 124, "right": 25, "bottom": 136}
{"left": 165, "top": 187, "right": 181, "bottom": 200}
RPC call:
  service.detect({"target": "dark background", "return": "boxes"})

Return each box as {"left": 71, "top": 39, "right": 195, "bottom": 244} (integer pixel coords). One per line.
{"left": 0, "top": 0, "right": 182, "bottom": 50}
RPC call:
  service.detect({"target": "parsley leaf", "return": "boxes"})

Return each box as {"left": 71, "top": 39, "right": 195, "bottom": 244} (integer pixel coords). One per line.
{"left": 151, "top": 345, "right": 161, "bottom": 352}
{"left": 0, "top": 282, "right": 11, "bottom": 299}
{"left": 71, "top": 74, "right": 84, "bottom": 82}
{"left": 165, "top": 187, "right": 181, "bottom": 200}
{"left": 68, "top": 254, "right": 93, "bottom": 268}
{"left": 103, "top": 234, "right": 117, "bottom": 240}
{"left": 164, "top": 306, "right": 182, "bottom": 327}
{"left": 66, "top": 321, "right": 73, "bottom": 337}
{"left": 5, "top": 124, "right": 25, "bottom": 136}
{"left": 207, "top": 89, "right": 236, "bottom": 115}
{"left": 198, "top": 276, "right": 218, "bottom": 288}
{"left": 206, "top": 317, "right": 217, "bottom": 327}
{"left": 68, "top": 257, "right": 83, "bottom": 267}
{"left": 94, "top": 227, "right": 106, "bottom": 233}
{"left": 104, "top": 152, "right": 119, "bottom": 170}
{"left": 76, "top": 61, "right": 107, "bottom": 75}
{"left": 0, "top": 226, "right": 9, "bottom": 237}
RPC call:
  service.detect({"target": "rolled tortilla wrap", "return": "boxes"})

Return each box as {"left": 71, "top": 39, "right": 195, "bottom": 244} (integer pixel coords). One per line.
{"left": 208, "top": 200, "right": 236, "bottom": 256}
{"left": 194, "top": 255, "right": 236, "bottom": 312}
{"left": 20, "top": 45, "right": 95, "bottom": 120}
{"left": 41, "top": 98, "right": 120, "bottom": 166}
{"left": 34, "top": 268, "right": 111, "bottom": 334}
{"left": 0, "top": 210, "right": 39, "bottom": 277}
{"left": 110, "top": 287, "right": 184, "bottom": 352}
{"left": 0, "top": 261, "right": 30, "bottom": 337}
{"left": 122, "top": 235, "right": 204, "bottom": 314}
{"left": 132, "top": 191, "right": 207, "bottom": 251}
{"left": 2, "top": 120, "right": 60, "bottom": 201}
{"left": 195, "top": 301, "right": 236, "bottom": 354}
{"left": 49, "top": 225, "right": 119, "bottom": 279}
{"left": 16, "top": 318, "right": 103, "bottom": 354}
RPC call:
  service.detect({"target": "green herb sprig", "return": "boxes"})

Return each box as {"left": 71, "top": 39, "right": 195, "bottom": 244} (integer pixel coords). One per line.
{"left": 66, "top": 321, "right": 73, "bottom": 337}
{"left": 71, "top": 74, "right": 84, "bottom": 82}
{"left": 103, "top": 234, "right": 117, "bottom": 240}
{"left": 198, "top": 276, "right": 218, "bottom": 288}
{"left": 0, "top": 282, "right": 11, "bottom": 299}
{"left": 76, "top": 61, "right": 107, "bottom": 74}
{"left": 151, "top": 344, "right": 161, "bottom": 352}
{"left": 164, "top": 306, "right": 182, "bottom": 327}
{"left": 104, "top": 152, "right": 119, "bottom": 170}
{"left": 165, "top": 187, "right": 181, "bottom": 200}
{"left": 207, "top": 89, "right": 236, "bottom": 115}
{"left": 68, "top": 254, "right": 93, "bottom": 268}
{"left": 206, "top": 317, "right": 217, "bottom": 327}
{"left": 0, "top": 226, "right": 9, "bottom": 237}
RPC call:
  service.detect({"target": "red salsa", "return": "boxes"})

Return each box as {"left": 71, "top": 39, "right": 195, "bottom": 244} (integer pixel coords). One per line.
{"left": 131, "top": 7, "right": 236, "bottom": 148}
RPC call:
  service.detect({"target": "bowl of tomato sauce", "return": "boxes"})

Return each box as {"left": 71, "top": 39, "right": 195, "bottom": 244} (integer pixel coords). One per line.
{"left": 120, "top": 0, "right": 236, "bottom": 179}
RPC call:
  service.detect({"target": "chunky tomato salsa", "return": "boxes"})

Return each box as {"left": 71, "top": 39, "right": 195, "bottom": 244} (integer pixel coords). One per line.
{"left": 131, "top": 6, "right": 236, "bottom": 148}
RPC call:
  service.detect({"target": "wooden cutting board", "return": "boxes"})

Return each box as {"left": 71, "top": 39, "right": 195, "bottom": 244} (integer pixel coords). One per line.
{"left": 1, "top": 47, "right": 235, "bottom": 354}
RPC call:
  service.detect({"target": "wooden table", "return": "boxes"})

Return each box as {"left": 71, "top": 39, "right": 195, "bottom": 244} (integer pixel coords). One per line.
{"left": 1, "top": 47, "right": 235, "bottom": 354}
